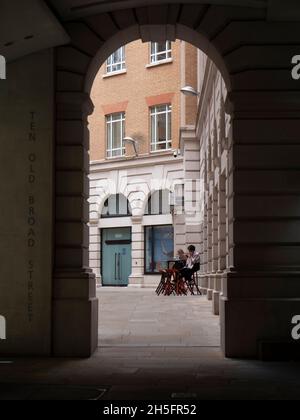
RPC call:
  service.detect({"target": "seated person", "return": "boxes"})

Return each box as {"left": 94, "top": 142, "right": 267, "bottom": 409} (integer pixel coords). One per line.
{"left": 157, "top": 249, "right": 187, "bottom": 273}
{"left": 173, "top": 249, "right": 187, "bottom": 271}
{"left": 157, "top": 249, "right": 187, "bottom": 284}
{"left": 180, "top": 245, "right": 200, "bottom": 283}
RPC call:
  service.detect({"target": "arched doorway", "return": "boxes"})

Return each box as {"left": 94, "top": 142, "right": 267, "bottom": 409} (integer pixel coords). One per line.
{"left": 53, "top": 2, "right": 300, "bottom": 359}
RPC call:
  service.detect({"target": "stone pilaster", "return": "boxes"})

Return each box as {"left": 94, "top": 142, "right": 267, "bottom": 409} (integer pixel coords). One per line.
{"left": 218, "top": 175, "right": 227, "bottom": 272}
{"left": 182, "top": 128, "right": 202, "bottom": 251}
{"left": 128, "top": 216, "right": 144, "bottom": 287}
{"left": 209, "top": 186, "right": 219, "bottom": 304}
{"left": 213, "top": 175, "right": 227, "bottom": 315}
{"left": 200, "top": 202, "right": 209, "bottom": 294}
{"left": 89, "top": 223, "right": 101, "bottom": 286}
{"left": 206, "top": 189, "right": 213, "bottom": 301}
{"left": 53, "top": 92, "right": 98, "bottom": 357}
{"left": 221, "top": 91, "right": 300, "bottom": 358}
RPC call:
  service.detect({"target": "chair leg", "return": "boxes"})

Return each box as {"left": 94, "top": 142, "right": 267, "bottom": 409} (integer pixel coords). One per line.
{"left": 164, "top": 275, "right": 175, "bottom": 296}
{"left": 185, "top": 280, "right": 194, "bottom": 295}
{"left": 157, "top": 284, "right": 164, "bottom": 296}
{"left": 191, "top": 273, "right": 202, "bottom": 296}
{"left": 156, "top": 276, "right": 167, "bottom": 296}
{"left": 195, "top": 283, "right": 202, "bottom": 295}
{"left": 190, "top": 284, "right": 195, "bottom": 295}
{"left": 156, "top": 280, "right": 164, "bottom": 295}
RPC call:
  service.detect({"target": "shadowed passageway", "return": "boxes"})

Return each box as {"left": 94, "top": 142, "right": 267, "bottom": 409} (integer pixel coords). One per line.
{"left": 2, "top": 347, "right": 300, "bottom": 400}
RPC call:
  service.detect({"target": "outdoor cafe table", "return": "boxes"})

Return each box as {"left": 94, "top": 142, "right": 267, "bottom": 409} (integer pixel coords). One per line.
{"left": 166, "top": 260, "right": 187, "bottom": 295}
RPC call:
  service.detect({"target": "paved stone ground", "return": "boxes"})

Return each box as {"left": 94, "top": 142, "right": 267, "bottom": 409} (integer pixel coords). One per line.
{"left": 2, "top": 347, "right": 300, "bottom": 399}
{"left": 1, "top": 288, "right": 300, "bottom": 399}
{"left": 98, "top": 288, "right": 220, "bottom": 347}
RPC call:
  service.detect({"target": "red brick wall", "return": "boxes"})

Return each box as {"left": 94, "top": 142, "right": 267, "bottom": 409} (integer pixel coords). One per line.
{"left": 89, "top": 40, "right": 198, "bottom": 161}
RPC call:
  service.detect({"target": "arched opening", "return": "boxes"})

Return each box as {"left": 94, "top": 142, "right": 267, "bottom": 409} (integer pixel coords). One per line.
{"left": 51, "top": 2, "right": 300, "bottom": 360}
{"left": 54, "top": 7, "right": 233, "bottom": 356}
{"left": 101, "top": 194, "right": 132, "bottom": 219}
{"left": 145, "top": 190, "right": 172, "bottom": 216}
{"left": 3, "top": 1, "right": 300, "bottom": 402}
{"left": 86, "top": 34, "right": 224, "bottom": 349}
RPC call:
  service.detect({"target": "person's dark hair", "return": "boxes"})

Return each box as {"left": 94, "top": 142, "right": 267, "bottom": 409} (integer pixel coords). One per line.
{"left": 188, "top": 245, "right": 196, "bottom": 252}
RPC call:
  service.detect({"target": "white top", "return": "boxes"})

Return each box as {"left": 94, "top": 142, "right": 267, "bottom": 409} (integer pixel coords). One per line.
{"left": 186, "top": 252, "right": 200, "bottom": 269}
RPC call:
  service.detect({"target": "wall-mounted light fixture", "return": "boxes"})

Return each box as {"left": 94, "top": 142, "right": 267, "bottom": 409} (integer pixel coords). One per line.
{"left": 173, "top": 149, "right": 181, "bottom": 158}
{"left": 180, "top": 86, "right": 200, "bottom": 97}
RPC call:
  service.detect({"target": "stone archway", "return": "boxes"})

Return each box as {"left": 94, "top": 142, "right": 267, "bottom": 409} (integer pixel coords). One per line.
{"left": 53, "top": 1, "right": 300, "bottom": 359}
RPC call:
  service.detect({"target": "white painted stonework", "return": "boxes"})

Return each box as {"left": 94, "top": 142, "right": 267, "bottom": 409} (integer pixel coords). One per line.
{"left": 89, "top": 152, "right": 189, "bottom": 287}
{"left": 196, "top": 52, "right": 231, "bottom": 315}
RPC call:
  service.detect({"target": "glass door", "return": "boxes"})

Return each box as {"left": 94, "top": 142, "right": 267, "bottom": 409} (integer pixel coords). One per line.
{"left": 102, "top": 228, "right": 132, "bottom": 286}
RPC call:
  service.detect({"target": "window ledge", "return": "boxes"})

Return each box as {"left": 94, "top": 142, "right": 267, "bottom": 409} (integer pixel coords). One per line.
{"left": 146, "top": 59, "right": 173, "bottom": 69}
{"left": 150, "top": 149, "right": 173, "bottom": 155}
{"left": 105, "top": 155, "right": 127, "bottom": 162}
{"left": 103, "top": 69, "right": 127, "bottom": 79}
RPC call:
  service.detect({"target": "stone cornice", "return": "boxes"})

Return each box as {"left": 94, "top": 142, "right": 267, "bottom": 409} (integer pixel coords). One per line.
{"left": 90, "top": 152, "right": 183, "bottom": 173}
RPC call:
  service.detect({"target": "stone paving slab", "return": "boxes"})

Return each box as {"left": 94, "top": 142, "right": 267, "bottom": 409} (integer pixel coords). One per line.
{"left": 1, "top": 290, "right": 300, "bottom": 399}
{"left": 98, "top": 288, "right": 220, "bottom": 347}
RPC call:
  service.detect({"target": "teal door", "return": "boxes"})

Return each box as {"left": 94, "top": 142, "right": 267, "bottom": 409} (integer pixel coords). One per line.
{"left": 102, "top": 228, "right": 132, "bottom": 286}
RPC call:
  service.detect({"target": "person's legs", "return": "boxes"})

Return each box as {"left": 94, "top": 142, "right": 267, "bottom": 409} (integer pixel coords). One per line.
{"left": 181, "top": 268, "right": 193, "bottom": 282}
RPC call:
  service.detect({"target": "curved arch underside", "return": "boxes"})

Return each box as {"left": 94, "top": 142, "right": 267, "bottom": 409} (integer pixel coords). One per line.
{"left": 50, "top": 0, "right": 268, "bottom": 21}
{"left": 56, "top": 1, "right": 300, "bottom": 100}
{"left": 56, "top": 3, "right": 270, "bottom": 95}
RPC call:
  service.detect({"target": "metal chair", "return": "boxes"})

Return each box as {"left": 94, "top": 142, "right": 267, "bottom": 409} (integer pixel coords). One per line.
{"left": 188, "top": 271, "right": 202, "bottom": 295}
{"left": 156, "top": 270, "right": 176, "bottom": 296}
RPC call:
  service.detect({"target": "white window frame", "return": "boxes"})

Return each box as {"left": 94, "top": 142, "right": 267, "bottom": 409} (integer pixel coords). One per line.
{"left": 106, "top": 46, "right": 126, "bottom": 74}
{"left": 150, "top": 104, "right": 172, "bottom": 152}
{"left": 106, "top": 112, "right": 126, "bottom": 158}
{"left": 150, "top": 41, "right": 172, "bottom": 64}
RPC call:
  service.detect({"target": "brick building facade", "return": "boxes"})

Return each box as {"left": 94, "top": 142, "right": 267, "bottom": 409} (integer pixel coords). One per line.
{"left": 89, "top": 40, "right": 199, "bottom": 287}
